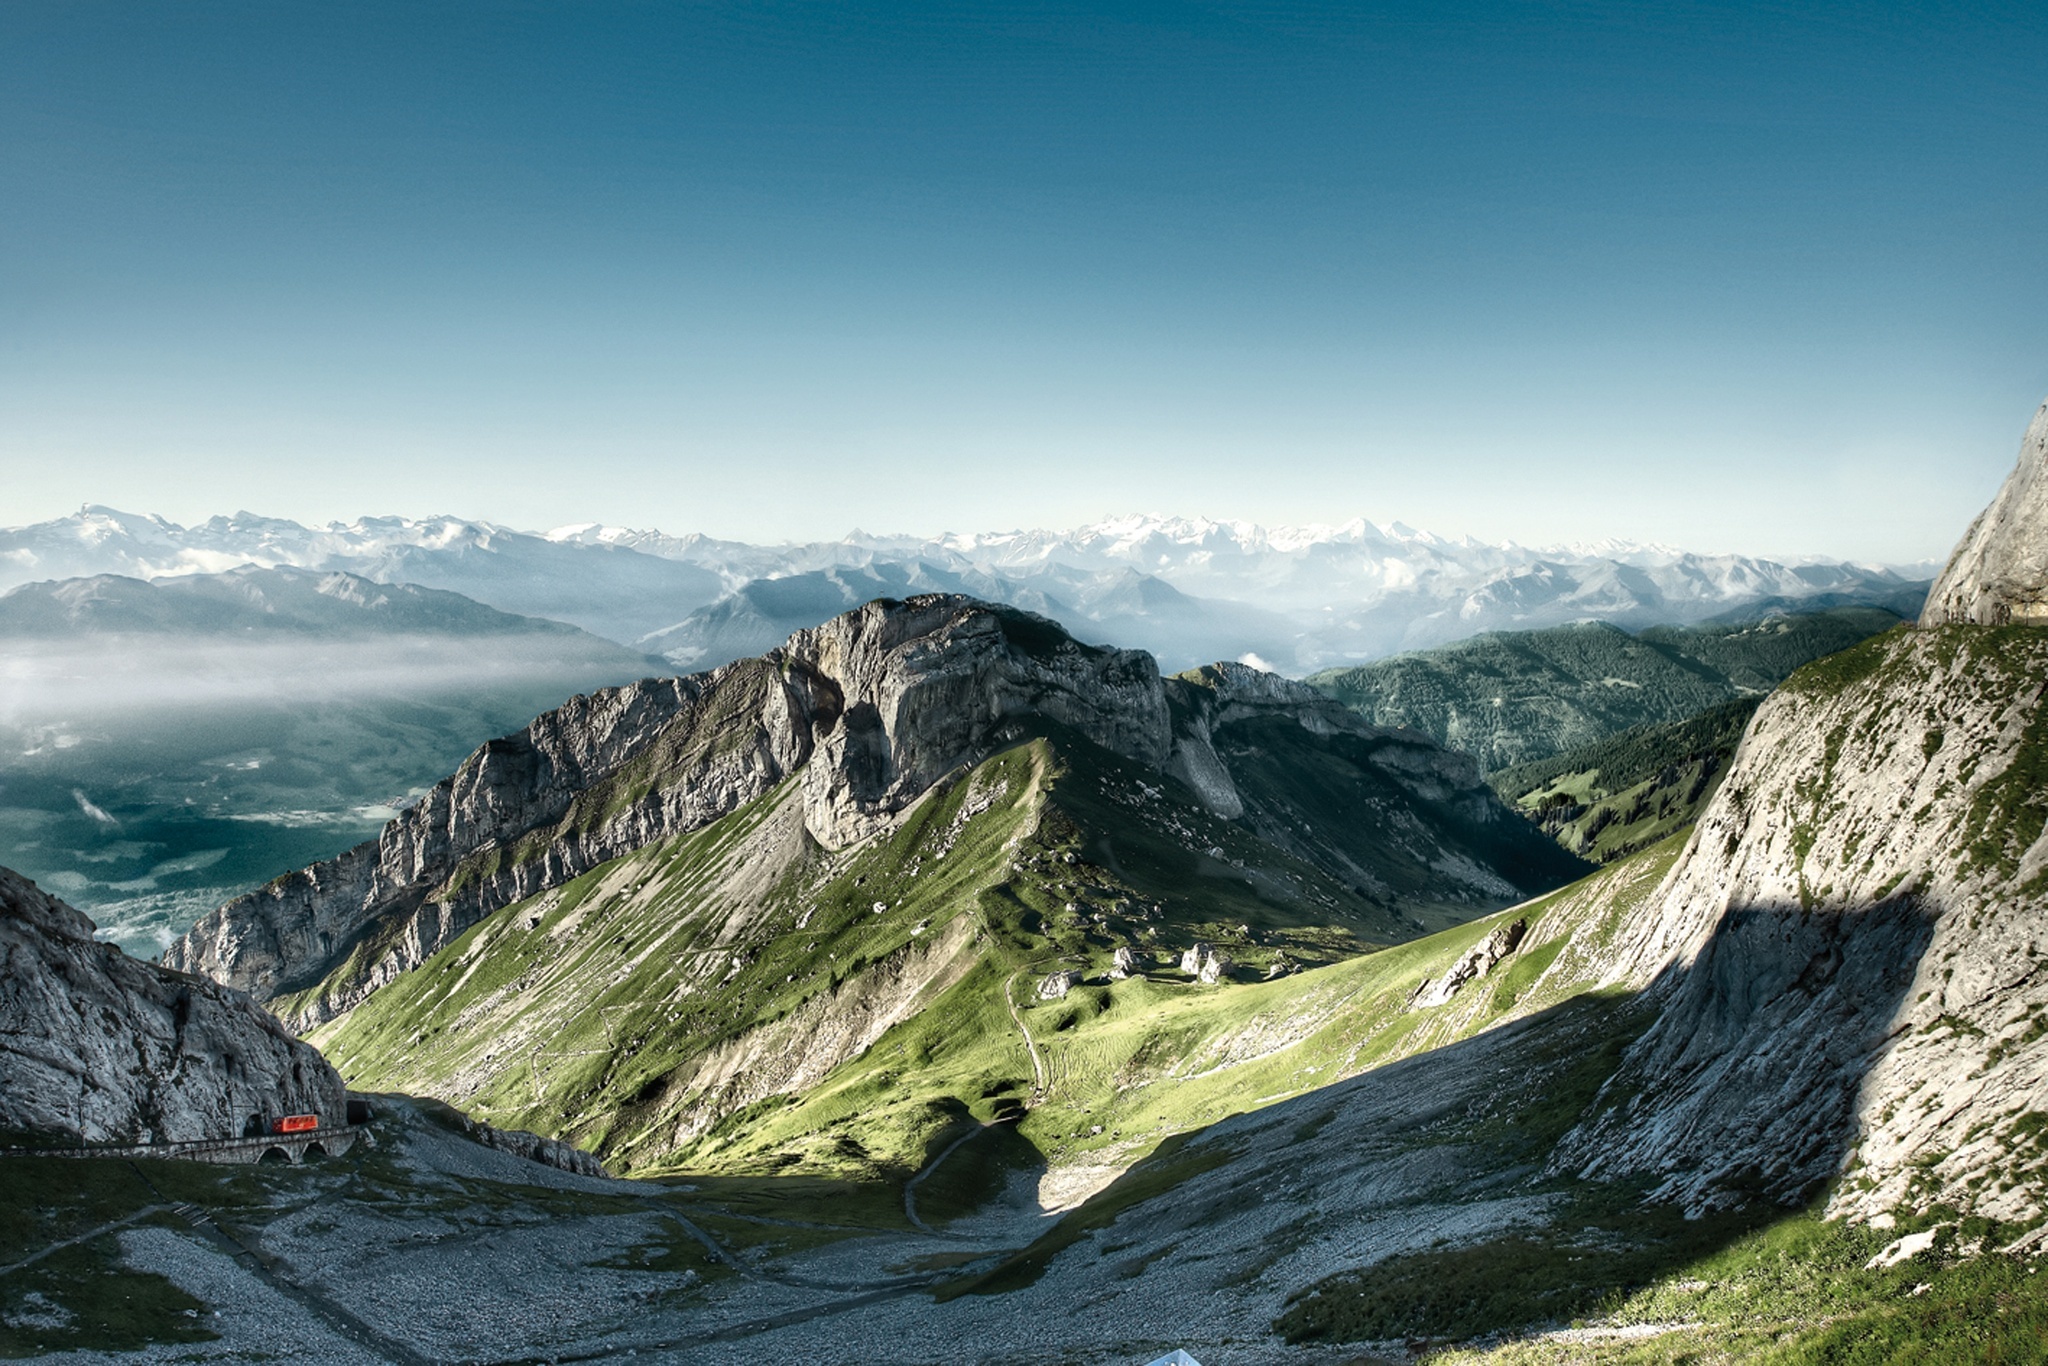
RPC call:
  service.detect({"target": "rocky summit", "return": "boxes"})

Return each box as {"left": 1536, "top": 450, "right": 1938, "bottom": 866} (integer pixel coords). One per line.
{"left": 166, "top": 596, "right": 1577, "bottom": 1032}
{"left": 1922, "top": 398, "right": 2048, "bottom": 627}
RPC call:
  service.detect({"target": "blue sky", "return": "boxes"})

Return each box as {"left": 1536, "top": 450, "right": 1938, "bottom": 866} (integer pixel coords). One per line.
{"left": 2, "top": 1, "right": 2043, "bottom": 561}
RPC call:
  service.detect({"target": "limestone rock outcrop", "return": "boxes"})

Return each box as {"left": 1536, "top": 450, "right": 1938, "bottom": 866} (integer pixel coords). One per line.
{"left": 0, "top": 866, "right": 344, "bottom": 1146}
{"left": 167, "top": 596, "right": 1560, "bottom": 1030}
{"left": 1922, "top": 398, "right": 2048, "bottom": 627}
{"left": 1550, "top": 451, "right": 2048, "bottom": 1223}
{"left": 1038, "top": 970, "right": 1085, "bottom": 1001}
{"left": 445, "top": 1111, "right": 610, "bottom": 1178}
{"left": 1410, "top": 917, "right": 1526, "bottom": 1009}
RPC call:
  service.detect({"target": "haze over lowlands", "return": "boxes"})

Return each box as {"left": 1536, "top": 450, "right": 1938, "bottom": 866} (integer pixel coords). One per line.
{"left": 4, "top": 4, "right": 2048, "bottom": 1364}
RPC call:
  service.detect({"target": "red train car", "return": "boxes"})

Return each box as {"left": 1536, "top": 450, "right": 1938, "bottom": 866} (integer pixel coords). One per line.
{"left": 270, "top": 1114, "right": 320, "bottom": 1134}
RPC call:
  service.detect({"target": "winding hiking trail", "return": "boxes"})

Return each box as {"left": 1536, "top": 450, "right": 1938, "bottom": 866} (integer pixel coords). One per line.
{"left": 1003, "top": 967, "right": 1049, "bottom": 1103}
{"left": 901, "top": 1119, "right": 1018, "bottom": 1235}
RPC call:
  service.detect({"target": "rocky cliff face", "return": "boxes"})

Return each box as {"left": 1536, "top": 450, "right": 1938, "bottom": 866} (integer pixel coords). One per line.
{"left": 1164, "top": 660, "right": 1395, "bottom": 818}
{"left": 1551, "top": 625, "right": 2048, "bottom": 1219}
{"left": 170, "top": 597, "right": 1550, "bottom": 1030}
{"left": 0, "top": 866, "right": 344, "bottom": 1145}
{"left": 1541, "top": 405, "right": 2048, "bottom": 1226}
{"left": 1922, "top": 399, "right": 2048, "bottom": 627}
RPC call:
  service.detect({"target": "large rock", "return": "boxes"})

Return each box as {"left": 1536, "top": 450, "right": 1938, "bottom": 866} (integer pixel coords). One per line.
{"left": 1180, "top": 942, "right": 1235, "bottom": 984}
{"left": 1551, "top": 612, "right": 2048, "bottom": 1223}
{"left": 0, "top": 866, "right": 344, "bottom": 1146}
{"left": 1410, "top": 917, "right": 1526, "bottom": 1009}
{"left": 444, "top": 1111, "right": 609, "bottom": 1178}
{"left": 1037, "top": 970, "right": 1085, "bottom": 1001}
{"left": 166, "top": 595, "right": 1563, "bottom": 1030}
{"left": 1922, "top": 398, "right": 2048, "bottom": 627}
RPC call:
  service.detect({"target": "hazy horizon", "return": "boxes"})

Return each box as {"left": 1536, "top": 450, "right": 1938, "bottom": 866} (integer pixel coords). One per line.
{"left": 5, "top": 3, "right": 2044, "bottom": 564}
{"left": 0, "top": 500, "right": 1961, "bottom": 574}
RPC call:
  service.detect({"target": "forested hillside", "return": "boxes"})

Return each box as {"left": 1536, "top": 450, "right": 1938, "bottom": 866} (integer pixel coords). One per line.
{"left": 1308, "top": 606, "right": 1905, "bottom": 772}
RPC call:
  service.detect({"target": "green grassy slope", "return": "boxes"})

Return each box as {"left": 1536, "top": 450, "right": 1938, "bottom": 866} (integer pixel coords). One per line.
{"left": 1285, "top": 1195, "right": 2048, "bottom": 1364}
{"left": 1307, "top": 607, "right": 1903, "bottom": 773}
{"left": 1489, "top": 697, "right": 1762, "bottom": 862}
{"left": 313, "top": 728, "right": 1456, "bottom": 1175}
{"left": 315, "top": 713, "right": 1676, "bottom": 1194}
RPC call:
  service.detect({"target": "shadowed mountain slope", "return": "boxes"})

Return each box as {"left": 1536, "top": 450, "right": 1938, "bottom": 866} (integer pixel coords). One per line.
{"left": 1544, "top": 620, "right": 2048, "bottom": 1223}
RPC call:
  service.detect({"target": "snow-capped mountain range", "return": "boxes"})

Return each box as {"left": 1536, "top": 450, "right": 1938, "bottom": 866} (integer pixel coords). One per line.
{"left": 1, "top": 506, "right": 1934, "bottom": 673}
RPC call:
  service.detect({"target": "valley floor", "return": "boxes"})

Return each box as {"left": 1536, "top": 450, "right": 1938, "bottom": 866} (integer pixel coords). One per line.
{"left": 10, "top": 1021, "right": 2040, "bottom": 1366}
{"left": 8, "top": 1076, "right": 1523, "bottom": 1365}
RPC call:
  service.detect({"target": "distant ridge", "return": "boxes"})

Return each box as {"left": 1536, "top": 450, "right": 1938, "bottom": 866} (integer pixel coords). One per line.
{"left": 0, "top": 507, "right": 1931, "bottom": 673}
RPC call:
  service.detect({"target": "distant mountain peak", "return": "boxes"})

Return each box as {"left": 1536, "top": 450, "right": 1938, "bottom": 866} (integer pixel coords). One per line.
{"left": 0, "top": 505, "right": 1927, "bottom": 672}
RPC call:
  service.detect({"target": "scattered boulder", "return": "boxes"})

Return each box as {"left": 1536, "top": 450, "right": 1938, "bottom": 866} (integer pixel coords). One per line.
{"left": 1109, "top": 946, "right": 1146, "bottom": 980}
{"left": 1037, "top": 970, "right": 1084, "bottom": 1001}
{"left": 1866, "top": 1229, "right": 1941, "bottom": 1271}
{"left": 1263, "top": 951, "right": 1299, "bottom": 980}
{"left": 1180, "top": 942, "right": 1235, "bottom": 984}
{"left": 1410, "top": 917, "right": 1527, "bottom": 1009}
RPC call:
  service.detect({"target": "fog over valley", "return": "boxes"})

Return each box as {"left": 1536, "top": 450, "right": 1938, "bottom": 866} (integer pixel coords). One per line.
{"left": 0, "top": 567, "right": 666, "bottom": 954}
{"left": 0, "top": 508, "right": 1931, "bottom": 962}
